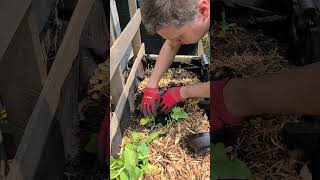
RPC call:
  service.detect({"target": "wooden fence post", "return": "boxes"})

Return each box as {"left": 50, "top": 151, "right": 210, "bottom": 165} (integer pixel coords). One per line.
{"left": 6, "top": 0, "right": 95, "bottom": 179}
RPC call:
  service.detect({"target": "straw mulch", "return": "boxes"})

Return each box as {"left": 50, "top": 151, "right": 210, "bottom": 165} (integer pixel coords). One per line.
{"left": 88, "top": 60, "right": 110, "bottom": 99}
{"left": 125, "top": 69, "right": 210, "bottom": 180}
{"left": 211, "top": 23, "right": 303, "bottom": 180}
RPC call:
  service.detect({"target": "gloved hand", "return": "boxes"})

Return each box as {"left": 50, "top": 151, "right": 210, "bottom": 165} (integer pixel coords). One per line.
{"left": 141, "top": 86, "right": 160, "bottom": 117}
{"left": 211, "top": 80, "right": 243, "bottom": 131}
{"left": 160, "top": 87, "right": 185, "bottom": 111}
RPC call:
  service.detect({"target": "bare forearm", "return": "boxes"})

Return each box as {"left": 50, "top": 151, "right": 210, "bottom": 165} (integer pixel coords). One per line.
{"left": 181, "top": 82, "right": 210, "bottom": 99}
{"left": 147, "top": 40, "right": 181, "bottom": 88}
{"left": 224, "top": 62, "right": 320, "bottom": 116}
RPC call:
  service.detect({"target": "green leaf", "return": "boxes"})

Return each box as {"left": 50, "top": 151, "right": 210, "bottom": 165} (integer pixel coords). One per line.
{"left": 112, "top": 160, "right": 125, "bottom": 170}
{"left": 166, "top": 69, "right": 173, "bottom": 78}
{"left": 211, "top": 143, "right": 251, "bottom": 179}
{"left": 145, "top": 130, "right": 164, "bottom": 144}
{"left": 141, "top": 158, "right": 149, "bottom": 166}
{"left": 213, "top": 160, "right": 251, "bottom": 179}
{"left": 143, "top": 164, "right": 161, "bottom": 175}
{"left": 123, "top": 144, "right": 138, "bottom": 167}
{"left": 113, "top": 131, "right": 162, "bottom": 179}
{"left": 137, "top": 142, "right": 149, "bottom": 160}
{"left": 119, "top": 170, "right": 129, "bottom": 180}
{"left": 110, "top": 156, "right": 116, "bottom": 166}
{"left": 116, "top": 158, "right": 125, "bottom": 166}
{"left": 110, "top": 167, "right": 125, "bottom": 179}
{"left": 135, "top": 166, "right": 143, "bottom": 178}
{"left": 170, "top": 107, "right": 189, "bottom": 121}
{"left": 211, "top": 143, "right": 228, "bottom": 161}
{"left": 124, "top": 164, "right": 138, "bottom": 180}
{"left": 84, "top": 133, "right": 98, "bottom": 154}
{"left": 131, "top": 132, "right": 141, "bottom": 143}
{"left": 140, "top": 117, "right": 154, "bottom": 126}
{"left": 111, "top": 156, "right": 122, "bottom": 169}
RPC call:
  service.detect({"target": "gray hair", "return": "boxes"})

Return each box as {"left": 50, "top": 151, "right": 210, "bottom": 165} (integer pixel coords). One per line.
{"left": 140, "top": 0, "right": 198, "bottom": 34}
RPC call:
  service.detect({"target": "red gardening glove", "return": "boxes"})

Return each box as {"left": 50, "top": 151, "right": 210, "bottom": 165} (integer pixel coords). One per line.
{"left": 210, "top": 80, "right": 243, "bottom": 131}
{"left": 160, "top": 87, "right": 186, "bottom": 112}
{"left": 141, "top": 86, "right": 160, "bottom": 117}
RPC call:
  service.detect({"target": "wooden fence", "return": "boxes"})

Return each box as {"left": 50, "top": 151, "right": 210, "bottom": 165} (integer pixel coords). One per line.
{"left": 0, "top": 0, "right": 103, "bottom": 179}
{"left": 110, "top": 0, "right": 145, "bottom": 155}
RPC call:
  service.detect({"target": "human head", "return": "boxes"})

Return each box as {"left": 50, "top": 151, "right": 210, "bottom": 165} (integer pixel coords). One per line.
{"left": 140, "top": 0, "right": 210, "bottom": 45}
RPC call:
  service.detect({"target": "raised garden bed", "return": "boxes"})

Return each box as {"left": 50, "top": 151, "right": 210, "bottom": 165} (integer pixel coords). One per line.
{"left": 111, "top": 59, "right": 210, "bottom": 179}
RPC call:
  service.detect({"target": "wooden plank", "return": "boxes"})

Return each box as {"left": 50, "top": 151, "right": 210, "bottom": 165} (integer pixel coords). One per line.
{"left": 110, "top": 44, "right": 145, "bottom": 155}
{"left": 128, "top": 0, "right": 144, "bottom": 91}
{"left": 110, "top": 0, "right": 134, "bottom": 106}
{"left": 6, "top": 0, "right": 95, "bottom": 179}
{"left": 0, "top": 0, "right": 32, "bottom": 61}
{"left": 128, "top": 0, "right": 142, "bottom": 57}
{"left": 80, "top": 0, "right": 108, "bottom": 56}
{"left": 55, "top": 57, "right": 79, "bottom": 159}
{"left": 110, "top": 0, "right": 134, "bottom": 68}
{"left": 147, "top": 54, "right": 201, "bottom": 63}
{"left": 110, "top": 17, "right": 117, "bottom": 45}
{"left": 28, "top": 12, "right": 47, "bottom": 85}
{"left": 31, "top": 0, "right": 56, "bottom": 32}
{"left": 110, "top": 9, "right": 141, "bottom": 78}
{"left": 0, "top": 10, "right": 46, "bottom": 157}
{"left": 33, "top": 115, "right": 65, "bottom": 180}
{"left": 111, "top": 67, "right": 125, "bottom": 109}
{"left": 110, "top": 0, "right": 121, "bottom": 37}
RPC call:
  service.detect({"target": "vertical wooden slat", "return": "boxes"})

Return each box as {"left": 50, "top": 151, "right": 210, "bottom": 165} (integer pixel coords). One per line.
{"left": 111, "top": 44, "right": 145, "bottom": 155}
{"left": 110, "top": 0, "right": 136, "bottom": 106}
{"left": 110, "top": 16, "right": 116, "bottom": 45}
{"left": 127, "top": 0, "right": 144, "bottom": 109}
{"left": 110, "top": 0, "right": 125, "bottom": 107}
{"left": 110, "top": 0, "right": 121, "bottom": 37}
{"left": 128, "top": 0, "right": 142, "bottom": 57}
{"left": 110, "top": 9, "right": 141, "bottom": 78}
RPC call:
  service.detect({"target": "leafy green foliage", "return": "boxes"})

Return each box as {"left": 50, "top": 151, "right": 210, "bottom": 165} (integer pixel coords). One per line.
{"left": 140, "top": 107, "right": 188, "bottom": 127}
{"left": 166, "top": 69, "right": 173, "bottom": 78}
{"left": 110, "top": 130, "right": 164, "bottom": 180}
{"left": 211, "top": 143, "right": 251, "bottom": 180}
{"left": 146, "top": 130, "right": 165, "bottom": 144}
{"left": 139, "top": 117, "right": 154, "bottom": 126}
{"left": 170, "top": 107, "right": 189, "bottom": 121}
{"left": 177, "top": 65, "right": 184, "bottom": 74}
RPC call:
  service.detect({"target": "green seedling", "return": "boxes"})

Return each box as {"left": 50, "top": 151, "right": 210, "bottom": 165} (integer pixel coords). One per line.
{"left": 139, "top": 117, "right": 154, "bottom": 126}
{"left": 139, "top": 107, "right": 188, "bottom": 127}
{"left": 211, "top": 143, "right": 251, "bottom": 180}
{"left": 166, "top": 69, "right": 173, "bottom": 78}
{"left": 110, "top": 130, "right": 165, "bottom": 180}
{"left": 178, "top": 65, "right": 183, "bottom": 74}
{"left": 170, "top": 107, "right": 189, "bottom": 121}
